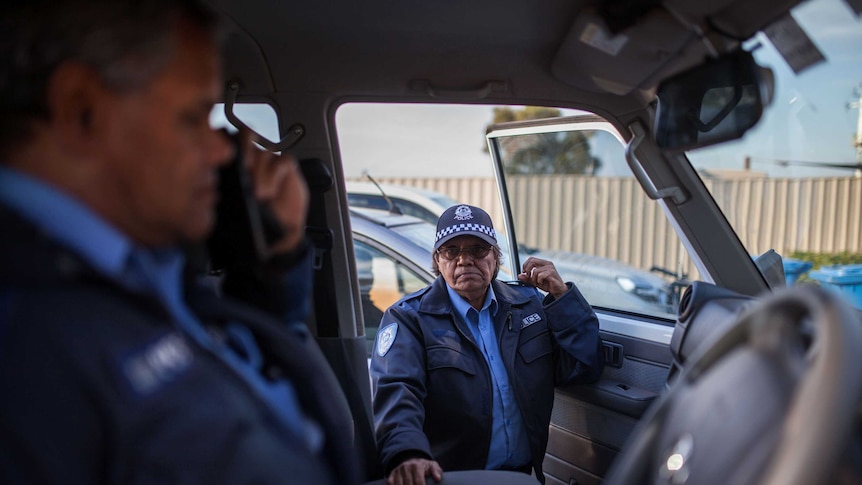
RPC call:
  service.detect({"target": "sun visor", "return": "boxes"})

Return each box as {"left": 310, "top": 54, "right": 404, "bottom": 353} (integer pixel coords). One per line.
{"left": 551, "top": 8, "right": 697, "bottom": 96}
{"left": 708, "top": 0, "right": 802, "bottom": 41}
{"left": 551, "top": 0, "right": 803, "bottom": 96}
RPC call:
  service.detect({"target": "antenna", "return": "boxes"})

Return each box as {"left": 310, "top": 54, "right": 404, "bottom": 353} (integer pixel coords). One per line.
{"left": 362, "top": 170, "right": 403, "bottom": 215}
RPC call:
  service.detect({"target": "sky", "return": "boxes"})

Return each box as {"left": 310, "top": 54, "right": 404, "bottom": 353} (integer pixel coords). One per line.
{"left": 687, "top": 0, "right": 862, "bottom": 177}
{"left": 335, "top": 104, "right": 498, "bottom": 178}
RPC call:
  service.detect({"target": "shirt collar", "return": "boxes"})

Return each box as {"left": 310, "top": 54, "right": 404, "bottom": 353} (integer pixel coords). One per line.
{"left": 445, "top": 282, "right": 498, "bottom": 322}
{"left": 0, "top": 166, "right": 176, "bottom": 283}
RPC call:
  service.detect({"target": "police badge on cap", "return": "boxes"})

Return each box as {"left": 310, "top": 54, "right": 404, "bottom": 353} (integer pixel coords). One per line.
{"left": 434, "top": 204, "right": 497, "bottom": 249}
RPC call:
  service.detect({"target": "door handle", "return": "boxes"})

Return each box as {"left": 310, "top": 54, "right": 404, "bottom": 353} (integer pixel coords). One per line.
{"left": 602, "top": 341, "right": 624, "bottom": 368}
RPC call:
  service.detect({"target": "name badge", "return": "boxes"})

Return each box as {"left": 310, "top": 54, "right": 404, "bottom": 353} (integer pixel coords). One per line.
{"left": 122, "top": 332, "right": 193, "bottom": 397}
{"left": 522, "top": 313, "right": 542, "bottom": 328}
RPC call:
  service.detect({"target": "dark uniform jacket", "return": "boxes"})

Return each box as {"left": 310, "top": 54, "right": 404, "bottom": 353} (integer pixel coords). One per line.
{"left": 370, "top": 276, "right": 603, "bottom": 480}
{"left": 0, "top": 206, "right": 358, "bottom": 485}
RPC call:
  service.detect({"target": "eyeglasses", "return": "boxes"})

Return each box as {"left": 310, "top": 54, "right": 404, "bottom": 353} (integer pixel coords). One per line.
{"left": 436, "top": 245, "right": 493, "bottom": 261}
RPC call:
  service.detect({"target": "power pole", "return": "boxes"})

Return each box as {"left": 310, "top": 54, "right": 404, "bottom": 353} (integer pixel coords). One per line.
{"left": 851, "top": 85, "right": 862, "bottom": 177}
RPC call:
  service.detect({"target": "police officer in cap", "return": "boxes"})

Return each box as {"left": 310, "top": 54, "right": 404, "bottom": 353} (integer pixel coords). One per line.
{"left": 0, "top": 1, "right": 357, "bottom": 483}
{"left": 370, "top": 204, "right": 603, "bottom": 485}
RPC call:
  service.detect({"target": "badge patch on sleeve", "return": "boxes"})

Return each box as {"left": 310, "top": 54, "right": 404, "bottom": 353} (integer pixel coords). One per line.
{"left": 376, "top": 323, "right": 398, "bottom": 357}
{"left": 121, "top": 332, "right": 193, "bottom": 397}
{"left": 522, "top": 313, "right": 542, "bottom": 328}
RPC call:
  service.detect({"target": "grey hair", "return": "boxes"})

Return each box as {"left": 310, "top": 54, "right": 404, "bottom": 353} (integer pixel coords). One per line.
{"left": 0, "top": 0, "right": 219, "bottom": 157}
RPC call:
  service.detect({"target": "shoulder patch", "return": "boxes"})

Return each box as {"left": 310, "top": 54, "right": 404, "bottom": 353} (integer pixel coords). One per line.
{"left": 121, "top": 332, "right": 193, "bottom": 397}
{"left": 376, "top": 322, "right": 398, "bottom": 357}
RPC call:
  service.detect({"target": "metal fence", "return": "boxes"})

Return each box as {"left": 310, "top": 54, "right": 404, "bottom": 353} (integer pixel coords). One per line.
{"left": 348, "top": 176, "right": 862, "bottom": 278}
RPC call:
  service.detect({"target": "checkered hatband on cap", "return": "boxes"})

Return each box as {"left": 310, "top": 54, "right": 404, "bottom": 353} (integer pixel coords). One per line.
{"left": 434, "top": 204, "right": 497, "bottom": 248}
{"left": 435, "top": 223, "right": 496, "bottom": 242}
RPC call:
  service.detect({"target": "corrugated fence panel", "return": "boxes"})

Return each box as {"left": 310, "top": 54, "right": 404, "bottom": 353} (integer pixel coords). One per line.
{"left": 704, "top": 177, "right": 862, "bottom": 256}
{"left": 849, "top": 178, "right": 862, "bottom": 251}
{"left": 348, "top": 176, "right": 862, "bottom": 279}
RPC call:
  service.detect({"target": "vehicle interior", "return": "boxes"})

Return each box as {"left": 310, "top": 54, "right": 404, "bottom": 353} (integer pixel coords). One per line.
{"left": 208, "top": 0, "right": 862, "bottom": 483}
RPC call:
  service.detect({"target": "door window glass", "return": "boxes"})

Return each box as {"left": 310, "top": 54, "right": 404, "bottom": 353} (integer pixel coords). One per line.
{"left": 487, "top": 118, "right": 686, "bottom": 319}
{"left": 338, "top": 104, "right": 687, "bottom": 320}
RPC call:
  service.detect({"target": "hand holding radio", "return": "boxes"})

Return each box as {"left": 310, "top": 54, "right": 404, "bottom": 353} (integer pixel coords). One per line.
{"left": 240, "top": 129, "right": 309, "bottom": 256}
{"left": 207, "top": 129, "right": 310, "bottom": 273}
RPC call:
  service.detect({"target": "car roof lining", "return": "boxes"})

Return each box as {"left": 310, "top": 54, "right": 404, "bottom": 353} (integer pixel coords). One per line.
{"left": 210, "top": 0, "right": 801, "bottom": 114}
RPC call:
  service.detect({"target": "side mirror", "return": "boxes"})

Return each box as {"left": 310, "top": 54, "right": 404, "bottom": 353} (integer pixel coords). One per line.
{"left": 753, "top": 249, "right": 787, "bottom": 289}
{"left": 654, "top": 49, "right": 773, "bottom": 151}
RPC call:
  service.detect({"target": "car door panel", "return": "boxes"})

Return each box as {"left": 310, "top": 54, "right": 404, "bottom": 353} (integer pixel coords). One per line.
{"left": 544, "top": 425, "right": 620, "bottom": 485}
{"left": 545, "top": 313, "right": 673, "bottom": 484}
{"left": 597, "top": 327, "right": 673, "bottom": 397}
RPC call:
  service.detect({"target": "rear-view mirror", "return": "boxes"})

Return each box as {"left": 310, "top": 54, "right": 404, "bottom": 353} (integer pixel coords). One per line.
{"left": 654, "top": 49, "right": 773, "bottom": 151}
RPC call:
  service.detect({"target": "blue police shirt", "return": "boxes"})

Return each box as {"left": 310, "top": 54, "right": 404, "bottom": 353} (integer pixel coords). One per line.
{"left": 446, "top": 284, "right": 532, "bottom": 469}
{"left": 0, "top": 166, "right": 321, "bottom": 451}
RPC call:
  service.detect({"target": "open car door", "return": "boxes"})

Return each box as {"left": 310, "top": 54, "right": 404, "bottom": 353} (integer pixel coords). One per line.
{"left": 486, "top": 115, "right": 686, "bottom": 484}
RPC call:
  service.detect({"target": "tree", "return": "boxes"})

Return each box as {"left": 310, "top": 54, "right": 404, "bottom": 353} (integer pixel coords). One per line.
{"left": 485, "top": 106, "right": 602, "bottom": 175}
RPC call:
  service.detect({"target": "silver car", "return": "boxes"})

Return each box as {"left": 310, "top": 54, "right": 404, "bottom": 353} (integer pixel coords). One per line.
{"left": 350, "top": 207, "right": 678, "bottom": 354}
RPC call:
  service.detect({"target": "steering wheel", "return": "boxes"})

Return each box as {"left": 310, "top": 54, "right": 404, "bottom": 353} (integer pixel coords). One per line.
{"left": 604, "top": 285, "right": 862, "bottom": 485}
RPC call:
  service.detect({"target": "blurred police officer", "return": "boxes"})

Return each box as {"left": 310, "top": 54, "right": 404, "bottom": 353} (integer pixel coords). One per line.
{"left": 0, "top": 1, "right": 357, "bottom": 483}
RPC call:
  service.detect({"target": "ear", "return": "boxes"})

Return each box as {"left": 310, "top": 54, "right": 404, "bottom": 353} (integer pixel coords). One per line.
{"left": 45, "top": 62, "right": 109, "bottom": 156}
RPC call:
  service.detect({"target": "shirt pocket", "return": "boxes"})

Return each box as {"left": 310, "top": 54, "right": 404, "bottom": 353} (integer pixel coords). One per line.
{"left": 427, "top": 345, "right": 477, "bottom": 376}
{"left": 518, "top": 330, "right": 553, "bottom": 364}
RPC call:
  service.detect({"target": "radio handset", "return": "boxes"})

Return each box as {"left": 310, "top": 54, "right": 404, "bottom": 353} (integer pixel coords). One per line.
{"left": 207, "top": 131, "right": 285, "bottom": 273}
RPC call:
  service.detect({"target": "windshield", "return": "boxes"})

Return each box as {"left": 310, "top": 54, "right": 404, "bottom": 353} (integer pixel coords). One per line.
{"left": 687, "top": 0, "right": 862, "bottom": 282}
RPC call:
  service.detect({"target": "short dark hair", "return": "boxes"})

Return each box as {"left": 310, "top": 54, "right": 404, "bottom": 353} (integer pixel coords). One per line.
{"left": 431, "top": 244, "right": 504, "bottom": 279}
{"left": 0, "top": 0, "right": 219, "bottom": 158}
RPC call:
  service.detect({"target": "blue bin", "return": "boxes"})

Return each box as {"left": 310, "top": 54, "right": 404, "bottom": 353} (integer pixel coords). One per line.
{"left": 782, "top": 258, "right": 812, "bottom": 286}
{"left": 808, "top": 264, "right": 862, "bottom": 310}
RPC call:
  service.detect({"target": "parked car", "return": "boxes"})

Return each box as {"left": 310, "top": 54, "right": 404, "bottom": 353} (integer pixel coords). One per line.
{"left": 349, "top": 208, "right": 434, "bottom": 354}
{"left": 347, "top": 180, "right": 458, "bottom": 225}
{"left": 350, "top": 207, "right": 678, "bottom": 355}
{"left": 523, "top": 248, "right": 679, "bottom": 314}
{"left": 348, "top": 185, "right": 680, "bottom": 315}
